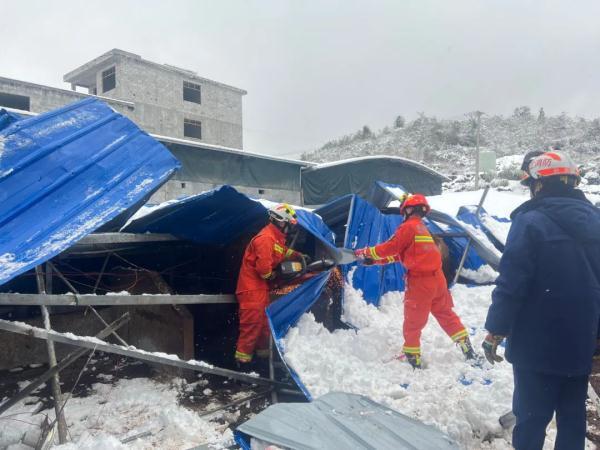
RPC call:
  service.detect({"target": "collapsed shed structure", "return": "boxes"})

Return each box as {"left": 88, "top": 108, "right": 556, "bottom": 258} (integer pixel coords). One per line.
{"left": 0, "top": 98, "right": 506, "bottom": 448}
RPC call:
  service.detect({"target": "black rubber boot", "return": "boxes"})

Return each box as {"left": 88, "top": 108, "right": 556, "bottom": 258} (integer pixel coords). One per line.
{"left": 405, "top": 352, "right": 422, "bottom": 369}
{"left": 457, "top": 337, "right": 484, "bottom": 366}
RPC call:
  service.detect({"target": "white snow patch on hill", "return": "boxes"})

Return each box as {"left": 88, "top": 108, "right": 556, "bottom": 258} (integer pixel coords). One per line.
{"left": 282, "top": 282, "right": 589, "bottom": 449}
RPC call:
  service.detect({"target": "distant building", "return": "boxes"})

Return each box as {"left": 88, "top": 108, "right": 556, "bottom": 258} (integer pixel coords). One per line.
{"left": 0, "top": 49, "right": 246, "bottom": 149}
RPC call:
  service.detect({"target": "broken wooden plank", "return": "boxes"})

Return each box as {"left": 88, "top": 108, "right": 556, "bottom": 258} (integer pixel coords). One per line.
{"left": 0, "top": 293, "right": 236, "bottom": 306}
{"left": 0, "top": 319, "right": 288, "bottom": 388}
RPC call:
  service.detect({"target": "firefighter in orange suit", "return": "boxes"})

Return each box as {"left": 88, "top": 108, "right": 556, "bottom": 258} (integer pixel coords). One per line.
{"left": 354, "top": 194, "right": 477, "bottom": 369}
{"left": 235, "top": 204, "right": 303, "bottom": 365}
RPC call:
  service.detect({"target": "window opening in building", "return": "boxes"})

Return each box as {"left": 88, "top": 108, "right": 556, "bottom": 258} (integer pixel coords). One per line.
{"left": 258, "top": 189, "right": 265, "bottom": 195}
{"left": 181, "top": 182, "right": 187, "bottom": 189}
{"left": 0, "top": 92, "right": 30, "bottom": 111}
{"left": 183, "top": 81, "right": 201, "bottom": 104}
{"left": 102, "top": 67, "right": 116, "bottom": 93}
{"left": 184, "top": 119, "right": 202, "bottom": 139}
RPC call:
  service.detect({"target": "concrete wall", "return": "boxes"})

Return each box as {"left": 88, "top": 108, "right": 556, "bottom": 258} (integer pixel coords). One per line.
{"left": 150, "top": 179, "right": 301, "bottom": 205}
{"left": 0, "top": 77, "right": 133, "bottom": 116}
{"left": 92, "top": 56, "right": 244, "bottom": 148}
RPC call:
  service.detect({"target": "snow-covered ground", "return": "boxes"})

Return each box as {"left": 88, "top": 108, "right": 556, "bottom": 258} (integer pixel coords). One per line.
{"left": 1, "top": 377, "right": 234, "bottom": 449}
{"left": 282, "top": 280, "right": 595, "bottom": 449}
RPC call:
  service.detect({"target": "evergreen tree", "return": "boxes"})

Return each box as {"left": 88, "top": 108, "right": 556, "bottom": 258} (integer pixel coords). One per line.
{"left": 537, "top": 107, "right": 546, "bottom": 123}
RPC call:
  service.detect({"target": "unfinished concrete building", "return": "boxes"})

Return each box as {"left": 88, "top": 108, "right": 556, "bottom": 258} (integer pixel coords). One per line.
{"left": 0, "top": 49, "right": 246, "bottom": 149}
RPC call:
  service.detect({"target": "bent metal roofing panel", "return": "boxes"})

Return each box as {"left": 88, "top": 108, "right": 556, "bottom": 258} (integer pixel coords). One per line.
{"left": 0, "top": 98, "right": 180, "bottom": 285}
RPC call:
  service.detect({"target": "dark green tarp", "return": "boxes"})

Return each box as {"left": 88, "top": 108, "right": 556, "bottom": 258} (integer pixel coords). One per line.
{"left": 302, "top": 157, "right": 448, "bottom": 205}
{"left": 164, "top": 142, "right": 303, "bottom": 191}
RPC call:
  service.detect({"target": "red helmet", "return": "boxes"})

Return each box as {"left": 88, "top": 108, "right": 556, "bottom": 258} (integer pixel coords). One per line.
{"left": 399, "top": 193, "right": 430, "bottom": 215}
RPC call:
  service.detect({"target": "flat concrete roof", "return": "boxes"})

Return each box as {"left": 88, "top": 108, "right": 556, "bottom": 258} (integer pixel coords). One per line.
{"left": 63, "top": 49, "right": 247, "bottom": 95}
{"left": 0, "top": 76, "right": 135, "bottom": 112}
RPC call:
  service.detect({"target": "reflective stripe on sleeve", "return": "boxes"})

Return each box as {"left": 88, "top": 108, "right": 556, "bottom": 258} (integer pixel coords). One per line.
{"left": 273, "top": 243, "right": 285, "bottom": 254}
{"left": 414, "top": 235, "right": 434, "bottom": 243}
{"left": 235, "top": 350, "right": 253, "bottom": 362}
{"left": 260, "top": 271, "right": 273, "bottom": 280}
{"left": 368, "top": 246, "right": 381, "bottom": 260}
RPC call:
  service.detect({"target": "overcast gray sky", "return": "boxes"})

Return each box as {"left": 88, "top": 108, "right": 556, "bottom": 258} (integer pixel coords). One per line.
{"left": 2, "top": 0, "right": 600, "bottom": 157}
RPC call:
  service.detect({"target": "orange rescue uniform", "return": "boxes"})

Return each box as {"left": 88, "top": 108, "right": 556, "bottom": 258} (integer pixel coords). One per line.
{"left": 235, "top": 223, "right": 300, "bottom": 362}
{"left": 365, "top": 216, "right": 468, "bottom": 356}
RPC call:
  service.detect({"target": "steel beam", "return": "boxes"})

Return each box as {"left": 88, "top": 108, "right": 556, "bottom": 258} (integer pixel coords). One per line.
{"left": 0, "top": 293, "right": 236, "bottom": 306}
{"left": 76, "top": 233, "right": 178, "bottom": 245}
{"left": 0, "top": 319, "right": 288, "bottom": 388}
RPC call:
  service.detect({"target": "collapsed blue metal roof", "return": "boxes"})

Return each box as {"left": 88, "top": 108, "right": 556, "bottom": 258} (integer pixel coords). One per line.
{"left": 0, "top": 109, "right": 23, "bottom": 132}
{"left": 123, "top": 186, "right": 268, "bottom": 245}
{"left": 0, "top": 98, "right": 180, "bottom": 285}
{"left": 123, "top": 185, "right": 337, "bottom": 251}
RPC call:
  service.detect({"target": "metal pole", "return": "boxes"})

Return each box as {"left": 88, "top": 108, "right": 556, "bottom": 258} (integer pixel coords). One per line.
{"left": 36, "top": 266, "right": 68, "bottom": 444}
{"left": 452, "top": 185, "right": 490, "bottom": 284}
{"left": 474, "top": 111, "right": 483, "bottom": 190}
{"left": 269, "top": 336, "right": 278, "bottom": 404}
{"left": 93, "top": 253, "right": 111, "bottom": 294}
{"left": 0, "top": 318, "right": 292, "bottom": 388}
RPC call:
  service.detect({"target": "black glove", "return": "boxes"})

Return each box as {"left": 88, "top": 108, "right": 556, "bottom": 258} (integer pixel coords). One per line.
{"left": 301, "top": 254, "right": 312, "bottom": 265}
{"left": 482, "top": 333, "right": 505, "bottom": 364}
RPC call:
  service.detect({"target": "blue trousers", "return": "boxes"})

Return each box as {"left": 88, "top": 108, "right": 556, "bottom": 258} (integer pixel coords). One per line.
{"left": 512, "top": 366, "right": 588, "bottom": 450}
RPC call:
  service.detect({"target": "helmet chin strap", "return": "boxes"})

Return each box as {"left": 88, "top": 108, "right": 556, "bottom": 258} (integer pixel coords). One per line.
{"left": 272, "top": 219, "right": 290, "bottom": 234}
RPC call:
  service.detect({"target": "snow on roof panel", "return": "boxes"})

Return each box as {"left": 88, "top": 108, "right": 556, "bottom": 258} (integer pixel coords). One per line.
{"left": 0, "top": 109, "right": 23, "bottom": 132}
{"left": 0, "top": 98, "right": 180, "bottom": 285}
{"left": 305, "top": 155, "right": 449, "bottom": 181}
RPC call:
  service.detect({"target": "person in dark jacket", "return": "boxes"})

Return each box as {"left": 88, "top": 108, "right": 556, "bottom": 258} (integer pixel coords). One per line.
{"left": 482, "top": 150, "right": 600, "bottom": 450}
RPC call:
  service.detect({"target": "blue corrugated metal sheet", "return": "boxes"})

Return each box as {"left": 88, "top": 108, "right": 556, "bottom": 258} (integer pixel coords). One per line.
{"left": 123, "top": 186, "right": 268, "bottom": 245}
{"left": 0, "top": 109, "right": 22, "bottom": 132}
{"left": 0, "top": 98, "right": 180, "bottom": 285}
{"left": 123, "top": 185, "right": 337, "bottom": 251}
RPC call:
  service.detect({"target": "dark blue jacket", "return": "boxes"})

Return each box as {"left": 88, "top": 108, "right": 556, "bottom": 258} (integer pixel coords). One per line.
{"left": 485, "top": 189, "right": 600, "bottom": 376}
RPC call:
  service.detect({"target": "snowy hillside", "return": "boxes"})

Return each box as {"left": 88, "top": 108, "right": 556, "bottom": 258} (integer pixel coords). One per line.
{"left": 301, "top": 108, "right": 600, "bottom": 179}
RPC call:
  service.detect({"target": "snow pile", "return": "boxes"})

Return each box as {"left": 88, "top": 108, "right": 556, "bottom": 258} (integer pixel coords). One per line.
{"left": 480, "top": 215, "right": 512, "bottom": 246}
{"left": 282, "top": 281, "right": 567, "bottom": 449}
{"left": 0, "top": 252, "right": 28, "bottom": 281}
{"left": 428, "top": 189, "right": 526, "bottom": 218}
{"left": 3, "top": 378, "right": 233, "bottom": 450}
{"left": 496, "top": 155, "right": 524, "bottom": 173}
{"left": 460, "top": 265, "right": 499, "bottom": 284}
